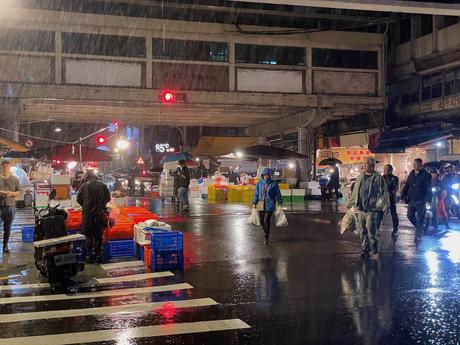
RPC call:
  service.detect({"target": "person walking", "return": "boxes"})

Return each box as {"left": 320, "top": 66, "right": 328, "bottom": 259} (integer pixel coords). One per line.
{"left": 436, "top": 190, "right": 451, "bottom": 230}
{"left": 77, "top": 169, "right": 111, "bottom": 263}
{"left": 176, "top": 160, "right": 190, "bottom": 212}
{"left": 401, "top": 158, "right": 432, "bottom": 243}
{"left": 253, "top": 168, "right": 282, "bottom": 245}
{"left": 430, "top": 171, "right": 442, "bottom": 231}
{"left": 348, "top": 157, "right": 389, "bottom": 258}
{"left": 328, "top": 167, "right": 341, "bottom": 200}
{"left": 0, "top": 160, "right": 20, "bottom": 254}
{"left": 381, "top": 164, "right": 399, "bottom": 236}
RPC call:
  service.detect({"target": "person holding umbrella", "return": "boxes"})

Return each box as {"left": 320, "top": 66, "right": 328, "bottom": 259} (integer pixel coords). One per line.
{"left": 253, "top": 168, "right": 283, "bottom": 244}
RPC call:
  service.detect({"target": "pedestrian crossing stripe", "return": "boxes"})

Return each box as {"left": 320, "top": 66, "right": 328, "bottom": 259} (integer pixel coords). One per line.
{"left": 100, "top": 260, "right": 145, "bottom": 270}
{"left": 0, "top": 298, "right": 218, "bottom": 323}
{"left": 0, "top": 319, "right": 250, "bottom": 345}
{"left": 95, "top": 271, "right": 174, "bottom": 284}
{"left": 0, "top": 283, "right": 50, "bottom": 291}
{"left": 0, "top": 283, "right": 192, "bottom": 305}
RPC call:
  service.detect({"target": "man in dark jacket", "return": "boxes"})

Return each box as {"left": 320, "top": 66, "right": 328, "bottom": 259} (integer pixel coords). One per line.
{"left": 77, "top": 169, "right": 111, "bottom": 262}
{"left": 381, "top": 164, "right": 399, "bottom": 236}
{"left": 401, "top": 158, "right": 431, "bottom": 243}
{"left": 176, "top": 160, "right": 190, "bottom": 211}
{"left": 328, "top": 167, "right": 341, "bottom": 200}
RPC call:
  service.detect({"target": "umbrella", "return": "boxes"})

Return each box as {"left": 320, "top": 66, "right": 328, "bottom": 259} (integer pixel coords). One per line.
{"left": 236, "top": 145, "right": 308, "bottom": 159}
{"left": 52, "top": 145, "right": 112, "bottom": 162}
{"left": 319, "top": 158, "right": 343, "bottom": 166}
{"left": 160, "top": 152, "right": 193, "bottom": 164}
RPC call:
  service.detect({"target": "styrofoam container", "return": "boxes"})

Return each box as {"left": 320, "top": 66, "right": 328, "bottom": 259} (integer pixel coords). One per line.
{"left": 51, "top": 175, "right": 71, "bottom": 185}
{"left": 280, "top": 189, "right": 292, "bottom": 196}
{"left": 135, "top": 222, "right": 171, "bottom": 244}
{"left": 292, "top": 189, "right": 306, "bottom": 196}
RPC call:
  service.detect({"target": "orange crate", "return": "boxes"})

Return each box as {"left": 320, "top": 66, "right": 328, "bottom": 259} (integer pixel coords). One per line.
{"left": 144, "top": 246, "right": 151, "bottom": 267}
{"left": 53, "top": 185, "right": 70, "bottom": 200}
{"left": 108, "top": 226, "right": 134, "bottom": 241}
{"left": 119, "top": 207, "right": 150, "bottom": 215}
{"left": 128, "top": 214, "right": 159, "bottom": 224}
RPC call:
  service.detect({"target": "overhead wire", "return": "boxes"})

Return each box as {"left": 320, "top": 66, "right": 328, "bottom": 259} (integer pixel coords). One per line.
{"left": 0, "top": 127, "right": 72, "bottom": 145}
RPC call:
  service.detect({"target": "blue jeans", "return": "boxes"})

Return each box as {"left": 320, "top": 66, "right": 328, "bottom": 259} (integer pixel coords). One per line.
{"left": 178, "top": 187, "right": 189, "bottom": 209}
{"left": 1, "top": 207, "right": 15, "bottom": 246}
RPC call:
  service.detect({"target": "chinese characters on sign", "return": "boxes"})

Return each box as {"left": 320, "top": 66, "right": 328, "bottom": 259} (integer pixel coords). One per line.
{"left": 317, "top": 147, "right": 373, "bottom": 165}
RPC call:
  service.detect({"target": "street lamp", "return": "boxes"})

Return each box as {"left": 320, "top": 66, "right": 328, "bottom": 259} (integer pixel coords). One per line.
{"left": 116, "top": 138, "right": 130, "bottom": 150}
{"left": 54, "top": 127, "right": 62, "bottom": 133}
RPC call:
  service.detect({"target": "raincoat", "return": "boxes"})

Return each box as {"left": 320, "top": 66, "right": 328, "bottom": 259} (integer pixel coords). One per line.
{"left": 253, "top": 168, "right": 283, "bottom": 212}
{"left": 348, "top": 172, "right": 390, "bottom": 212}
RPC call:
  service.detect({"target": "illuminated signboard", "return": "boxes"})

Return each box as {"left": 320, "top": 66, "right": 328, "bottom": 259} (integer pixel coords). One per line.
{"left": 155, "top": 143, "right": 176, "bottom": 153}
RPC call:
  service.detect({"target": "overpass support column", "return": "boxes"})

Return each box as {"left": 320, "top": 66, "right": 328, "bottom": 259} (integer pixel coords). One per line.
{"left": 298, "top": 126, "right": 317, "bottom": 182}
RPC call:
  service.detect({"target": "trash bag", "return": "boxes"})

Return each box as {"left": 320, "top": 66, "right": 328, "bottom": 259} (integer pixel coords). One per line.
{"left": 340, "top": 209, "right": 358, "bottom": 234}
{"left": 274, "top": 206, "right": 288, "bottom": 227}
{"left": 247, "top": 208, "right": 261, "bottom": 226}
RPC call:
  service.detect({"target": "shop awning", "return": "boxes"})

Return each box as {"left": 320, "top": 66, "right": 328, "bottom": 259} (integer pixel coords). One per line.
{"left": 0, "top": 137, "right": 30, "bottom": 153}
{"left": 369, "top": 125, "right": 453, "bottom": 153}
{"left": 192, "top": 136, "right": 258, "bottom": 157}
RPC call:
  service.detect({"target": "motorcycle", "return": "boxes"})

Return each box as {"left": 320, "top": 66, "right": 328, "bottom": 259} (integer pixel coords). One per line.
{"left": 423, "top": 201, "right": 434, "bottom": 234}
{"left": 33, "top": 189, "right": 86, "bottom": 287}
{"left": 449, "top": 183, "right": 460, "bottom": 219}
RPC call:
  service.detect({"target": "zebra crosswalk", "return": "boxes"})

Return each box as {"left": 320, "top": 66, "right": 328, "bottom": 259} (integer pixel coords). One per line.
{"left": 0, "top": 263, "right": 250, "bottom": 344}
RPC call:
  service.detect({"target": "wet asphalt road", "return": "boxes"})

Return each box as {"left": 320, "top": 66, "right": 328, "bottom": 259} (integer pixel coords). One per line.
{"left": 0, "top": 198, "right": 459, "bottom": 344}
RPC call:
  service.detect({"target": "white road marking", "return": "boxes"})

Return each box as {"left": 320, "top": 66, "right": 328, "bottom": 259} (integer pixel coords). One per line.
{"left": 95, "top": 271, "right": 173, "bottom": 284}
{"left": 0, "top": 319, "right": 250, "bottom": 345}
{"left": 100, "top": 261, "right": 145, "bottom": 270}
{"left": 0, "top": 283, "right": 192, "bottom": 305}
{"left": 0, "top": 298, "right": 218, "bottom": 323}
{"left": 0, "top": 283, "right": 50, "bottom": 291}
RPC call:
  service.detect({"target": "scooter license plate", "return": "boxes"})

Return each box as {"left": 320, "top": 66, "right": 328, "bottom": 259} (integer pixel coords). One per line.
{"left": 54, "top": 253, "right": 76, "bottom": 267}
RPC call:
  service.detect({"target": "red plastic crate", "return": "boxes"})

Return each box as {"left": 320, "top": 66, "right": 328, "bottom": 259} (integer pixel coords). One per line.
{"left": 128, "top": 214, "right": 159, "bottom": 224}
{"left": 108, "top": 226, "right": 134, "bottom": 241}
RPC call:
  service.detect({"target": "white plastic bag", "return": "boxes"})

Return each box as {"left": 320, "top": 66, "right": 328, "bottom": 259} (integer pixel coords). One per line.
{"left": 274, "top": 207, "right": 288, "bottom": 227}
{"left": 340, "top": 208, "right": 358, "bottom": 234}
{"left": 247, "top": 208, "right": 261, "bottom": 226}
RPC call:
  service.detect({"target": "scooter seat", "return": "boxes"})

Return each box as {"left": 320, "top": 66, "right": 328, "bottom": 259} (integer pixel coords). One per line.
{"left": 33, "top": 234, "right": 86, "bottom": 248}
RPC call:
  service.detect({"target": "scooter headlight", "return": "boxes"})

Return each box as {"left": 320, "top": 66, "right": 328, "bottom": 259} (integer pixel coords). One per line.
{"left": 426, "top": 204, "right": 431, "bottom": 210}
{"left": 452, "top": 183, "right": 459, "bottom": 190}
{"left": 431, "top": 187, "right": 436, "bottom": 192}
{"left": 452, "top": 195, "right": 459, "bottom": 205}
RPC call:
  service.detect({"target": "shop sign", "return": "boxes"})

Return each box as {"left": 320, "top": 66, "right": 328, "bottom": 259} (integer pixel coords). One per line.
{"left": 317, "top": 147, "right": 373, "bottom": 165}
{"left": 431, "top": 95, "right": 460, "bottom": 113}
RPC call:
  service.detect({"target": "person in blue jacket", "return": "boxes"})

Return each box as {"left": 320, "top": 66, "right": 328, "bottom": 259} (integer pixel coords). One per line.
{"left": 253, "top": 168, "right": 283, "bottom": 244}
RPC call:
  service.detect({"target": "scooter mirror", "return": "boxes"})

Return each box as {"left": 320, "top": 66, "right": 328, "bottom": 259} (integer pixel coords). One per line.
{"left": 50, "top": 189, "right": 57, "bottom": 200}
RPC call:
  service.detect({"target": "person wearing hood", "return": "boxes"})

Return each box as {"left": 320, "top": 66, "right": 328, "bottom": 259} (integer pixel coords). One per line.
{"left": 77, "top": 169, "right": 111, "bottom": 263}
{"left": 253, "top": 168, "right": 283, "bottom": 244}
{"left": 348, "top": 157, "right": 390, "bottom": 258}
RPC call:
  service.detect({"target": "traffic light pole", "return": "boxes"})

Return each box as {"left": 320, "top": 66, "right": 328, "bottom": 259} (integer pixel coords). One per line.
{"left": 73, "top": 126, "right": 110, "bottom": 163}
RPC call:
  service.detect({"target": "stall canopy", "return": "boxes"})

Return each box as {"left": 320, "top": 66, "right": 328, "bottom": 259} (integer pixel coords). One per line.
{"left": 193, "top": 136, "right": 258, "bottom": 157}
{"left": 239, "top": 145, "right": 308, "bottom": 159}
{"left": 52, "top": 145, "right": 112, "bottom": 162}
{"left": 0, "top": 136, "right": 29, "bottom": 153}
{"left": 160, "top": 152, "right": 193, "bottom": 164}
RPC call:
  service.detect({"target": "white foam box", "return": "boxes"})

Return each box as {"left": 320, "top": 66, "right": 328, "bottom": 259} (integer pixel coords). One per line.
{"left": 281, "top": 189, "right": 292, "bottom": 196}
{"left": 71, "top": 194, "right": 80, "bottom": 208}
{"left": 51, "top": 175, "right": 71, "bottom": 185}
{"left": 112, "top": 197, "right": 127, "bottom": 207}
{"left": 292, "top": 189, "right": 306, "bottom": 196}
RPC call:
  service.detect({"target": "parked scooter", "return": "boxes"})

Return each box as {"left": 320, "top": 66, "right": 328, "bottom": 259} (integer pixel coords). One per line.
{"left": 33, "top": 189, "right": 86, "bottom": 287}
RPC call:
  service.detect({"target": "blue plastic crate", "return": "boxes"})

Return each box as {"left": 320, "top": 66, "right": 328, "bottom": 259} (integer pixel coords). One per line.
{"left": 151, "top": 231, "right": 183, "bottom": 252}
{"left": 151, "top": 249, "right": 183, "bottom": 271}
{"left": 22, "top": 226, "right": 34, "bottom": 243}
{"left": 73, "top": 240, "right": 87, "bottom": 262}
{"left": 108, "top": 240, "right": 135, "bottom": 258}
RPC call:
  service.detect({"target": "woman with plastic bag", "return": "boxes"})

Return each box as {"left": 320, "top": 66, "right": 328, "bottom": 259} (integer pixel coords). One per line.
{"left": 252, "top": 168, "right": 283, "bottom": 244}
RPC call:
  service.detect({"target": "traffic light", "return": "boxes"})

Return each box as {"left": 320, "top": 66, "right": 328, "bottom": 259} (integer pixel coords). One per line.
{"left": 96, "top": 135, "right": 107, "bottom": 145}
{"left": 160, "top": 89, "right": 175, "bottom": 104}
{"left": 141, "top": 169, "right": 147, "bottom": 176}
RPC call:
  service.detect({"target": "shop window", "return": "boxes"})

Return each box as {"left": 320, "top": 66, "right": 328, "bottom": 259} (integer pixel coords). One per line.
{"left": 444, "top": 69, "right": 455, "bottom": 96}
{"left": 235, "top": 44, "right": 305, "bottom": 66}
{"left": 0, "top": 28, "right": 54, "bottom": 52}
{"left": 312, "top": 48, "right": 378, "bottom": 69}
{"left": 153, "top": 39, "right": 227, "bottom": 62}
{"left": 431, "top": 72, "right": 443, "bottom": 99}
{"left": 410, "top": 92, "right": 420, "bottom": 103}
{"left": 418, "top": 15, "right": 433, "bottom": 38}
{"left": 62, "top": 33, "right": 146, "bottom": 57}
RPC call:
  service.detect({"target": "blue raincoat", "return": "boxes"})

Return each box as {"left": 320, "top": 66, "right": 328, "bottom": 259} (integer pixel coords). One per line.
{"left": 253, "top": 168, "right": 283, "bottom": 211}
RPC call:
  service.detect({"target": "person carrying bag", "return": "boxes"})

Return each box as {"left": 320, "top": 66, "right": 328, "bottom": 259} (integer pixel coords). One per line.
{"left": 253, "top": 168, "right": 283, "bottom": 244}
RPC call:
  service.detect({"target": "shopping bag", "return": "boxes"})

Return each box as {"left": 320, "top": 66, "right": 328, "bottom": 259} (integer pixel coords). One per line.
{"left": 247, "top": 208, "right": 261, "bottom": 226}
{"left": 274, "top": 206, "right": 288, "bottom": 227}
{"left": 340, "top": 208, "right": 357, "bottom": 234}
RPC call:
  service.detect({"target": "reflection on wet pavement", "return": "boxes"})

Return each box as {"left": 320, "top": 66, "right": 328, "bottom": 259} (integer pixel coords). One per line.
{"left": 0, "top": 199, "right": 458, "bottom": 344}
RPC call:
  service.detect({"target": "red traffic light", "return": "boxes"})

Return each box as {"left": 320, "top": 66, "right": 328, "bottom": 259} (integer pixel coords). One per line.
{"left": 113, "top": 120, "right": 119, "bottom": 129}
{"left": 141, "top": 170, "right": 147, "bottom": 176}
{"left": 97, "top": 135, "right": 107, "bottom": 145}
{"left": 160, "top": 89, "right": 175, "bottom": 104}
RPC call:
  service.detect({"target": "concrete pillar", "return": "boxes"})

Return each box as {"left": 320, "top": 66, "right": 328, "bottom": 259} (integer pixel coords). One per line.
{"left": 55, "top": 31, "right": 62, "bottom": 84}
{"left": 146, "top": 34, "right": 153, "bottom": 89}
{"left": 410, "top": 15, "right": 421, "bottom": 60}
{"left": 228, "top": 41, "right": 235, "bottom": 91}
{"left": 432, "top": 15, "right": 440, "bottom": 53}
{"left": 298, "top": 127, "right": 309, "bottom": 182}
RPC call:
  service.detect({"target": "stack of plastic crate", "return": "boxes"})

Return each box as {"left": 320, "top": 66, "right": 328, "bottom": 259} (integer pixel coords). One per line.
{"left": 105, "top": 214, "right": 135, "bottom": 260}
{"left": 151, "top": 231, "right": 184, "bottom": 271}
{"left": 65, "top": 210, "right": 82, "bottom": 234}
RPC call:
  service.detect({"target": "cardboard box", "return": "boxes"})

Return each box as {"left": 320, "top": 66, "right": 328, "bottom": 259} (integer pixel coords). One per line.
{"left": 51, "top": 175, "right": 71, "bottom": 185}
{"left": 54, "top": 185, "right": 70, "bottom": 200}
